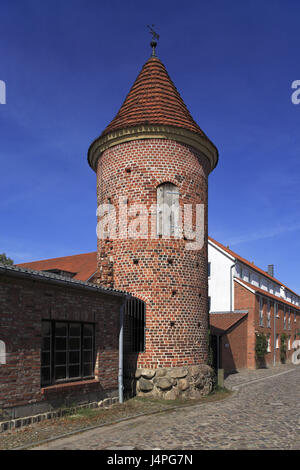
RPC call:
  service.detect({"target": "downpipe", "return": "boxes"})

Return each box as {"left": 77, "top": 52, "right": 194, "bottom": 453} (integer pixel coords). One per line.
{"left": 118, "top": 295, "right": 130, "bottom": 404}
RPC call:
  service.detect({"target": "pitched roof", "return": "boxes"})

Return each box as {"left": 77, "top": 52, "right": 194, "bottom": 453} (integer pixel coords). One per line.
{"left": 17, "top": 252, "right": 97, "bottom": 282}
{"left": 209, "top": 312, "right": 248, "bottom": 335}
{"left": 0, "top": 262, "right": 127, "bottom": 297}
{"left": 235, "top": 278, "right": 300, "bottom": 311}
{"left": 208, "top": 236, "right": 299, "bottom": 298}
{"left": 101, "top": 56, "right": 211, "bottom": 140}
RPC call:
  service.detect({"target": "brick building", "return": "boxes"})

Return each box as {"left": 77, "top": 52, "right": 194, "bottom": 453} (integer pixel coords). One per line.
{"left": 0, "top": 263, "right": 128, "bottom": 423}
{"left": 86, "top": 44, "right": 218, "bottom": 398}
{"left": 208, "top": 237, "right": 300, "bottom": 373}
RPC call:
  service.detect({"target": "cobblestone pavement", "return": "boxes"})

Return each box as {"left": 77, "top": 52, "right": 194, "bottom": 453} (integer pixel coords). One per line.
{"left": 33, "top": 365, "right": 300, "bottom": 450}
{"left": 224, "top": 362, "right": 296, "bottom": 389}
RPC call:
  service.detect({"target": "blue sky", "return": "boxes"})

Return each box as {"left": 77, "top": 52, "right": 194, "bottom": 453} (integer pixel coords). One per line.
{"left": 0, "top": 0, "right": 299, "bottom": 293}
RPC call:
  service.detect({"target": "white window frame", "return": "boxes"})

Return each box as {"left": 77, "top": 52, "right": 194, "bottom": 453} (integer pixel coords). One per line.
{"left": 259, "top": 297, "right": 264, "bottom": 327}
{"left": 267, "top": 300, "right": 271, "bottom": 328}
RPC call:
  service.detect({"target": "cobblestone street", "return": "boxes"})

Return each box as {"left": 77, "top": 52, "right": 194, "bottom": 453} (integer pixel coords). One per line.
{"left": 33, "top": 365, "right": 300, "bottom": 450}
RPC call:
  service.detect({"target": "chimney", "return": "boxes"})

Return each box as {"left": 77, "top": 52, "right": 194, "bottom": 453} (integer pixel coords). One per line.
{"left": 267, "top": 264, "right": 274, "bottom": 277}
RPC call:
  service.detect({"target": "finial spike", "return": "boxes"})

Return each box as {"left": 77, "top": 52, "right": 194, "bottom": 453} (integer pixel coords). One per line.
{"left": 147, "top": 24, "right": 159, "bottom": 57}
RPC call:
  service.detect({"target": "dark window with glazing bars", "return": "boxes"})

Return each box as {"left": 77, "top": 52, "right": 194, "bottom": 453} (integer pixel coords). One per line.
{"left": 41, "top": 320, "right": 95, "bottom": 386}
{"left": 124, "top": 298, "right": 145, "bottom": 352}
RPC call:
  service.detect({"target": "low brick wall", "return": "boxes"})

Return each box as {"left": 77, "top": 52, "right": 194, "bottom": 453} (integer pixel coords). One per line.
{"left": 0, "top": 395, "right": 119, "bottom": 433}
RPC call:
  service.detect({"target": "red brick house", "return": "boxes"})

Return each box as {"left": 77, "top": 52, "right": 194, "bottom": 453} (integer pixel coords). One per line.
{"left": 210, "top": 312, "right": 248, "bottom": 372}
{"left": 0, "top": 262, "right": 128, "bottom": 424}
{"left": 209, "top": 238, "right": 300, "bottom": 373}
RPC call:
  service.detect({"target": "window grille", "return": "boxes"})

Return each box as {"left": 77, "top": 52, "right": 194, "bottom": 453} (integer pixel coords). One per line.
{"left": 124, "top": 297, "right": 145, "bottom": 352}
{"left": 41, "top": 320, "right": 95, "bottom": 386}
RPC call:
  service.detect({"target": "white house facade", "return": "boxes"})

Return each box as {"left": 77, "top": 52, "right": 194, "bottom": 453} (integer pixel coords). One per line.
{"left": 208, "top": 237, "right": 300, "bottom": 313}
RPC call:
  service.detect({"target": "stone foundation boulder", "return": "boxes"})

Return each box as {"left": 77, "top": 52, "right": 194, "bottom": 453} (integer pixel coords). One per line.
{"left": 125, "top": 365, "right": 215, "bottom": 400}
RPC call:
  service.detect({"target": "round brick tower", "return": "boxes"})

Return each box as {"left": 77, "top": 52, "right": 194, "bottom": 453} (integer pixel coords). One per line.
{"left": 88, "top": 47, "right": 219, "bottom": 398}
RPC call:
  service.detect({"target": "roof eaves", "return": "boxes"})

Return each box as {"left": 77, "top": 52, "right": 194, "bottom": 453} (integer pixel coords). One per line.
{"left": 0, "top": 263, "right": 129, "bottom": 298}
{"left": 209, "top": 237, "right": 300, "bottom": 298}
{"left": 208, "top": 238, "right": 236, "bottom": 262}
{"left": 234, "top": 277, "right": 256, "bottom": 294}
{"left": 234, "top": 277, "right": 300, "bottom": 311}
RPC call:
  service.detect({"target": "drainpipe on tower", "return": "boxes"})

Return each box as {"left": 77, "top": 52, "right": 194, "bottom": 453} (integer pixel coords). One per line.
{"left": 118, "top": 295, "right": 130, "bottom": 404}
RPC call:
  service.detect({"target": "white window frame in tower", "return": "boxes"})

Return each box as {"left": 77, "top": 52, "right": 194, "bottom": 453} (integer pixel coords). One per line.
{"left": 157, "top": 183, "right": 180, "bottom": 238}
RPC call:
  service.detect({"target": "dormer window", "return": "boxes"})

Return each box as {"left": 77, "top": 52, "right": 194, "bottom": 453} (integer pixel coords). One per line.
{"left": 44, "top": 269, "right": 76, "bottom": 279}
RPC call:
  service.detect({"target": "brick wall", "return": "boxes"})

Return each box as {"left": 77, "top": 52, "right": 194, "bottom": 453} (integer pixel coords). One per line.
{"left": 220, "top": 317, "right": 248, "bottom": 372}
{"left": 0, "top": 273, "right": 123, "bottom": 418}
{"left": 234, "top": 281, "right": 300, "bottom": 369}
{"left": 255, "top": 295, "right": 300, "bottom": 367}
{"left": 96, "top": 138, "right": 211, "bottom": 369}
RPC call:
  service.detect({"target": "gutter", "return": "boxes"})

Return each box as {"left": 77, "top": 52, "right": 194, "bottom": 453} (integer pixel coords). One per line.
{"left": 118, "top": 295, "right": 131, "bottom": 404}
{"left": 0, "top": 263, "right": 126, "bottom": 298}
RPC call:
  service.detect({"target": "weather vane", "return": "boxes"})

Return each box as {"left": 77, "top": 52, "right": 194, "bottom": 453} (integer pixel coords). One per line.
{"left": 147, "top": 24, "right": 160, "bottom": 57}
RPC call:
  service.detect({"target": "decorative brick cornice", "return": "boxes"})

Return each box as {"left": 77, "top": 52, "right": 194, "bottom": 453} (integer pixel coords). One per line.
{"left": 87, "top": 124, "right": 218, "bottom": 172}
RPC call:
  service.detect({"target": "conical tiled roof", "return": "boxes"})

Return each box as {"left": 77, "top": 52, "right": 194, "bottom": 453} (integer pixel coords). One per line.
{"left": 88, "top": 55, "right": 218, "bottom": 171}
{"left": 101, "top": 57, "right": 208, "bottom": 138}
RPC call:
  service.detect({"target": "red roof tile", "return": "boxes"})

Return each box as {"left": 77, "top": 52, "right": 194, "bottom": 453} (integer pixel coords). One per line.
{"left": 17, "top": 252, "right": 97, "bottom": 282}
{"left": 210, "top": 312, "right": 248, "bottom": 334}
{"left": 101, "top": 57, "right": 212, "bottom": 141}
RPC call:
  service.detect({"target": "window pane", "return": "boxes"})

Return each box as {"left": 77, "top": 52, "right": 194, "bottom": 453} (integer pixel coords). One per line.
{"left": 83, "top": 324, "right": 93, "bottom": 337}
{"left": 55, "top": 351, "right": 67, "bottom": 365}
{"left": 42, "top": 321, "right": 51, "bottom": 336}
{"left": 69, "top": 351, "right": 80, "bottom": 364}
{"left": 69, "top": 337, "right": 80, "bottom": 350}
{"left": 42, "top": 337, "right": 50, "bottom": 351}
{"left": 55, "top": 337, "right": 67, "bottom": 351}
{"left": 69, "top": 323, "right": 81, "bottom": 337}
{"left": 41, "top": 352, "right": 50, "bottom": 366}
{"left": 41, "top": 367, "right": 51, "bottom": 385}
{"left": 55, "top": 365, "right": 67, "bottom": 380}
{"left": 55, "top": 323, "right": 67, "bottom": 336}
{"left": 69, "top": 365, "right": 80, "bottom": 378}
{"left": 83, "top": 363, "right": 93, "bottom": 377}
{"left": 83, "top": 350, "right": 92, "bottom": 363}
{"left": 83, "top": 337, "right": 92, "bottom": 349}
